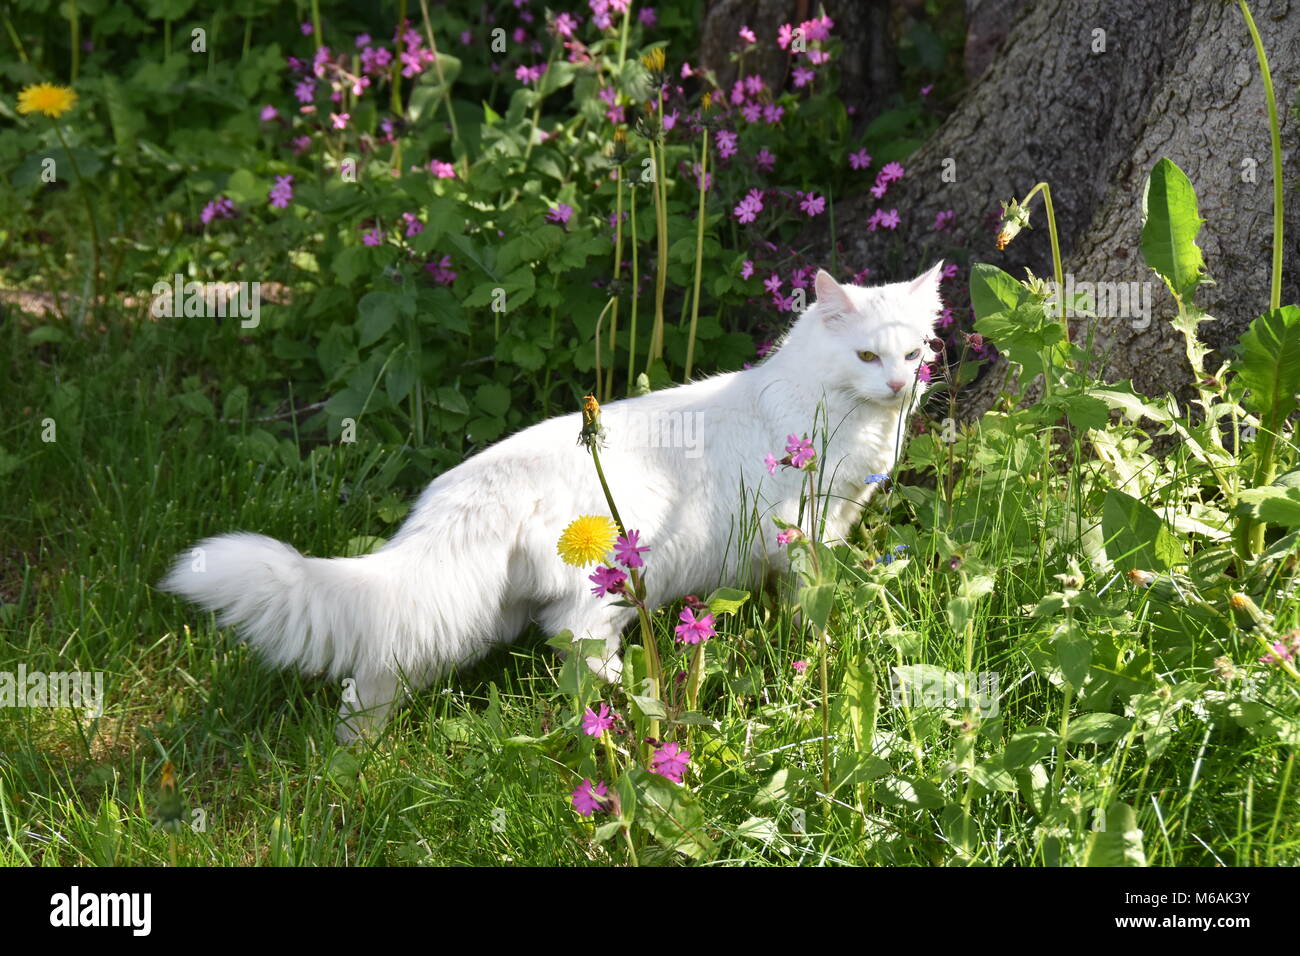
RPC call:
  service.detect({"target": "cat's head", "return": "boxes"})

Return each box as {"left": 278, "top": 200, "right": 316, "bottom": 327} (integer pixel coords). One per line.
{"left": 803, "top": 264, "right": 944, "bottom": 407}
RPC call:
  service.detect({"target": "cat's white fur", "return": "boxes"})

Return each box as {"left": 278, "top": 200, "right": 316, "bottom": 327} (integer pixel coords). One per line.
{"left": 161, "top": 264, "right": 942, "bottom": 740}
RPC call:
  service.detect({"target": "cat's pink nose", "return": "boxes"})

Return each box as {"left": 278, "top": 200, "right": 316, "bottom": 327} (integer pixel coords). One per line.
{"left": 887, "top": 380, "right": 906, "bottom": 393}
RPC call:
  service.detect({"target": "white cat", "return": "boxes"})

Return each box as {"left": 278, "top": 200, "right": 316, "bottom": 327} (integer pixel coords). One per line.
{"left": 161, "top": 264, "right": 942, "bottom": 740}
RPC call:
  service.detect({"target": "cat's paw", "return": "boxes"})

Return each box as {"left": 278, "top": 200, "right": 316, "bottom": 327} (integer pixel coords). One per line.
{"left": 584, "top": 653, "right": 623, "bottom": 684}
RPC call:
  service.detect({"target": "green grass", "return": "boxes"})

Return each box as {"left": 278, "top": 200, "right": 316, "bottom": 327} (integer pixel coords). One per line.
{"left": 1, "top": 307, "right": 1297, "bottom": 866}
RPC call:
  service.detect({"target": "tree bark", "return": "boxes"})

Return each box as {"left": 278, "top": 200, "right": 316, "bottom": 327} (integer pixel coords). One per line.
{"left": 811, "top": 0, "right": 1300, "bottom": 416}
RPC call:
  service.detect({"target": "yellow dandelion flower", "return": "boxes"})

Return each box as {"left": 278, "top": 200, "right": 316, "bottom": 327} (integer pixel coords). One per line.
{"left": 17, "top": 83, "right": 77, "bottom": 119}
{"left": 557, "top": 515, "right": 618, "bottom": 567}
{"left": 640, "top": 47, "right": 665, "bottom": 74}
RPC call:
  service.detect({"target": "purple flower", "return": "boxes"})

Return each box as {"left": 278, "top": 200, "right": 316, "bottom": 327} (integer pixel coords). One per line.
{"left": 200, "top": 197, "right": 235, "bottom": 225}
{"left": 589, "top": 565, "right": 628, "bottom": 597}
{"left": 738, "top": 25, "right": 756, "bottom": 44}
{"left": 933, "top": 209, "right": 955, "bottom": 231}
{"left": 268, "top": 175, "right": 294, "bottom": 209}
{"left": 429, "top": 160, "right": 456, "bottom": 179}
{"left": 786, "top": 434, "right": 815, "bottom": 468}
{"left": 880, "top": 161, "right": 906, "bottom": 182}
{"left": 294, "top": 79, "right": 316, "bottom": 104}
{"left": 291, "top": 136, "right": 311, "bottom": 156}
{"left": 849, "top": 148, "right": 872, "bottom": 170}
{"left": 868, "top": 208, "right": 900, "bottom": 231}
{"left": 941, "top": 264, "right": 959, "bottom": 281}
{"left": 571, "top": 779, "right": 609, "bottom": 816}
{"left": 355, "top": 33, "right": 371, "bottom": 48}
{"left": 764, "top": 273, "right": 782, "bottom": 294}
{"left": 744, "top": 74, "right": 766, "bottom": 96}
{"left": 515, "top": 63, "right": 547, "bottom": 85}
{"left": 740, "top": 260, "right": 754, "bottom": 279}
{"left": 547, "top": 203, "right": 574, "bottom": 225}
{"left": 260, "top": 105, "right": 279, "bottom": 122}
{"left": 800, "top": 192, "right": 826, "bottom": 217}
{"left": 733, "top": 194, "right": 761, "bottom": 224}
{"left": 754, "top": 148, "right": 775, "bottom": 172}
{"left": 361, "top": 226, "right": 383, "bottom": 246}
{"left": 402, "top": 212, "right": 424, "bottom": 237}
{"left": 649, "top": 741, "right": 690, "bottom": 782}
{"left": 582, "top": 704, "right": 616, "bottom": 736}
{"left": 614, "top": 530, "right": 650, "bottom": 568}
{"left": 715, "top": 129, "right": 738, "bottom": 160}
{"left": 865, "top": 473, "right": 889, "bottom": 484}
{"left": 330, "top": 112, "right": 350, "bottom": 130}
{"left": 301, "top": 22, "right": 313, "bottom": 35}
{"left": 741, "top": 102, "right": 763, "bottom": 124}
{"left": 762, "top": 103, "right": 784, "bottom": 124}
{"left": 425, "top": 254, "right": 457, "bottom": 285}
{"left": 792, "top": 66, "right": 815, "bottom": 88}
{"left": 764, "top": 453, "right": 779, "bottom": 474}
{"left": 920, "top": 84, "right": 934, "bottom": 97}
{"left": 552, "top": 12, "right": 579, "bottom": 37}
{"left": 675, "top": 607, "right": 716, "bottom": 644}
{"left": 639, "top": 7, "right": 657, "bottom": 26}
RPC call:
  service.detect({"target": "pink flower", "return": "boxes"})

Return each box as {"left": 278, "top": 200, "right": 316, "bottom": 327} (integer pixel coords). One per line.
{"left": 733, "top": 195, "right": 761, "bottom": 224}
{"left": 330, "top": 112, "right": 350, "bottom": 130}
{"left": 848, "top": 148, "right": 871, "bottom": 170}
{"left": 920, "top": 84, "right": 934, "bottom": 97}
{"left": 639, "top": 8, "right": 657, "bottom": 26}
{"left": 805, "top": 48, "right": 830, "bottom": 65}
{"left": 933, "top": 209, "right": 955, "bottom": 231}
{"left": 800, "top": 192, "right": 826, "bottom": 217}
{"left": 917, "top": 362, "right": 934, "bottom": 383}
{"left": 777, "top": 23, "right": 795, "bottom": 49}
{"left": 730, "top": 80, "right": 746, "bottom": 106}
{"left": 741, "top": 102, "right": 763, "bottom": 123}
{"left": 402, "top": 212, "right": 424, "bottom": 237}
{"left": 430, "top": 160, "right": 456, "bottom": 178}
{"left": 547, "top": 203, "right": 574, "bottom": 225}
{"left": 764, "top": 453, "right": 779, "bottom": 474}
{"left": 792, "top": 66, "right": 815, "bottom": 88}
{"left": 301, "top": 22, "right": 313, "bottom": 35}
{"left": 715, "top": 129, "right": 738, "bottom": 160}
{"left": 879, "top": 208, "right": 901, "bottom": 229}
{"left": 738, "top": 25, "right": 756, "bottom": 44}
{"left": 763, "top": 103, "right": 784, "bottom": 124}
{"left": 291, "top": 136, "right": 311, "bottom": 156}
{"left": 614, "top": 530, "right": 650, "bottom": 568}
{"left": 880, "top": 161, "right": 906, "bottom": 182}
{"left": 571, "top": 779, "right": 609, "bottom": 816}
{"left": 362, "top": 226, "right": 383, "bottom": 246}
{"left": 792, "top": 660, "right": 808, "bottom": 674}
{"left": 941, "top": 264, "right": 959, "bottom": 281}
{"left": 552, "top": 11, "right": 579, "bottom": 37}
{"left": 675, "top": 607, "right": 716, "bottom": 644}
{"left": 649, "top": 741, "right": 690, "bottom": 782}
{"left": 588, "top": 565, "right": 627, "bottom": 598}
{"left": 744, "top": 74, "right": 765, "bottom": 96}
{"left": 740, "top": 260, "right": 754, "bottom": 279}
{"left": 754, "top": 148, "right": 776, "bottom": 172}
{"left": 355, "top": 34, "right": 371, "bottom": 47}
{"left": 776, "top": 529, "right": 800, "bottom": 545}
{"left": 582, "top": 704, "right": 616, "bottom": 736}
{"left": 260, "top": 105, "right": 279, "bottom": 122}
{"left": 200, "top": 197, "right": 235, "bottom": 225}
{"left": 764, "top": 273, "right": 782, "bottom": 294}
{"left": 425, "top": 254, "right": 457, "bottom": 285}
{"left": 785, "top": 433, "right": 815, "bottom": 468}
{"left": 294, "top": 79, "right": 316, "bottom": 103}
{"left": 268, "top": 175, "right": 294, "bottom": 209}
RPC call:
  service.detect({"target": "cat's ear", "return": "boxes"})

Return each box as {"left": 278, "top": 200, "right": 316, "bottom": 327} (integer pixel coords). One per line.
{"left": 908, "top": 260, "right": 945, "bottom": 295}
{"left": 814, "top": 269, "right": 854, "bottom": 319}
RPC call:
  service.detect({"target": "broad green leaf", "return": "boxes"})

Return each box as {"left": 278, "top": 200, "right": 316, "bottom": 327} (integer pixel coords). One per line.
{"left": 798, "top": 583, "right": 837, "bottom": 633}
{"left": 1238, "top": 485, "right": 1300, "bottom": 527}
{"left": 1235, "top": 305, "right": 1300, "bottom": 434}
{"left": 841, "top": 659, "right": 878, "bottom": 753}
{"left": 1084, "top": 801, "right": 1147, "bottom": 866}
{"left": 1140, "top": 157, "right": 1206, "bottom": 300}
{"left": 1101, "top": 489, "right": 1182, "bottom": 571}
{"left": 1066, "top": 712, "right": 1131, "bottom": 744}
{"left": 629, "top": 769, "right": 715, "bottom": 861}
{"left": 705, "top": 587, "right": 750, "bottom": 616}
{"left": 969, "top": 262, "right": 1026, "bottom": 321}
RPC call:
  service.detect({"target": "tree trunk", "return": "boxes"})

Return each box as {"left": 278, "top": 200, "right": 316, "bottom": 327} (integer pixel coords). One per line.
{"left": 813, "top": 0, "right": 1300, "bottom": 416}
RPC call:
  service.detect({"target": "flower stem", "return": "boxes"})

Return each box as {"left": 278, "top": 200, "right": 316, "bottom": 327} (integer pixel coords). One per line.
{"left": 51, "top": 118, "right": 101, "bottom": 323}
{"left": 684, "top": 129, "right": 708, "bottom": 380}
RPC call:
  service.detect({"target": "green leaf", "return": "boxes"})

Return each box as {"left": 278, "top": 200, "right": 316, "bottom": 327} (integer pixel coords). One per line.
{"left": 1238, "top": 485, "right": 1300, "bottom": 528}
{"left": 1084, "top": 801, "right": 1147, "bottom": 867}
{"left": 357, "top": 292, "right": 399, "bottom": 347}
{"left": 969, "top": 758, "right": 1017, "bottom": 792}
{"left": 1101, "top": 489, "right": 1182, "bottom": 571}
{"left": 1235, "top": 305, "right": 1300, "bottom": 435}
{"left": 875, "top": 776, "right": 945, "bottom": 810}
{"left": 840, "top": 659, "right": 878, "bottom": 754}
{"left": 1067, "top": 712, "right": 1131, "bottom": 744}
{"left": 705, "top": 587, "right": 749, "bottom": 616}
{"left": 1004, "top": 726, "right": 1059, "bottom": 769}
{"left": 1054, "top": 626, "right": 1093, "bottom": 688}
{"left": 968, "top": 262, "right": 1026, "bottom": 322}
{"left": 629, "top": 769, "right": 715, "bottom": 861}
{"left": 798, "top": 583, "right": 837, "bottom": 633}
{"left": 1140, "top": 157, "right": 1206, "bottom": 300}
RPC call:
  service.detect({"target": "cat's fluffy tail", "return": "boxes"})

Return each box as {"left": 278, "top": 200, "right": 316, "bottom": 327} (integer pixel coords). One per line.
{"left": 159, "top": 531, "right": 490, "bottom": 688}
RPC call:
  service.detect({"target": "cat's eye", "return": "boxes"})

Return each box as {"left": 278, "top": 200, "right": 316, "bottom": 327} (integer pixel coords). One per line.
{"left": 857, "top": 350, "right": 878, "bottom": 363}
{"left": 905, "top": 349, "right": 921, "bottom": 361}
